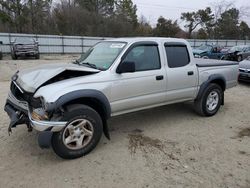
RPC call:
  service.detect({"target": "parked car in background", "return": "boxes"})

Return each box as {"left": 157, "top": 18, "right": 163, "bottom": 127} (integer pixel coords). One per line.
{"left": 0, "top": 41, "right": 3, "bottom": 60}
{"left": 11, "top": 38, "right": 39, "bottom": 60}
{"left": 193, "top": 44, "right": 226, "bottom": 59}
{"left": 238, "top": 56, "right": 250, "bottom": 82}
{"left": 221, "top": 45, "right": 250, "bottom": 62}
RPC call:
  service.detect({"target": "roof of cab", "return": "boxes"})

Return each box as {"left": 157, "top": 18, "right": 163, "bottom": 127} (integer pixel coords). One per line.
{"left": 105, "top": 37, "right": 189, "bottom": 44}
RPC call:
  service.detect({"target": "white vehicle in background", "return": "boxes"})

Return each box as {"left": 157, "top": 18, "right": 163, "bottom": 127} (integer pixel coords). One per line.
{"left": 0, "top": 41, "right": 3, "bottom": 60}
{"left": 238, "top": 56, "right": 250, "bottom": 82}
{"left": 4, "top": 37, "right": 238, "bottom": 159}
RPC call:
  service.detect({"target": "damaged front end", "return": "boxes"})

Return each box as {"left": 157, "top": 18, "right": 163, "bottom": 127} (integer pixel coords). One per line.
{"left": 4, "top": 65, "right": 99, "bottom": 148}
{"left": 5, "top": 80, "right": 67, "bottom": 129}
{"left": 4, "top": 80, "right": 67, "bottom": 148}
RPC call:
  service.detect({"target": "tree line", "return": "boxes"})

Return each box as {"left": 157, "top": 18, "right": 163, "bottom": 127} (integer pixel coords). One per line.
{"left": 0, "top": 0, "right": 250, "bottom": 39}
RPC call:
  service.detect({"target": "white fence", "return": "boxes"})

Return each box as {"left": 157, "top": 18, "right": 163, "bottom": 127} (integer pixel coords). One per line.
{"left": 0, "top": 33, "right": 108, "bottom": 54}
{"left": 1, "top": 32, "right": 250, "bottom": 54}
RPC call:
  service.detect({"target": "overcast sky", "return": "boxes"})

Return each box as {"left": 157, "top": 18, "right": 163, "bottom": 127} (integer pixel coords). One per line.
{"left": 132, "top": 0, "right": 250, "bottom": 28}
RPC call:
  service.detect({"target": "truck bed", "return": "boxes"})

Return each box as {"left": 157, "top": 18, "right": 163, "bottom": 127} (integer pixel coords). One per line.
{"left": 195, "top": 59, "right": 239, "bottom": 67}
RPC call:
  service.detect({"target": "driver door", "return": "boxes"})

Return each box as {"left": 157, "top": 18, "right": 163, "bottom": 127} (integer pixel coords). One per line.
{"left": 110, "top": 42, "right": 167, "bottom": 115}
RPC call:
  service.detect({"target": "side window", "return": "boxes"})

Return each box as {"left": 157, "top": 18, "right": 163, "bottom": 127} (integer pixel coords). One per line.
{"left": 165, "top": 45, "right": 190, "bottom": 68}
{"left": 123, "top": 45, "right": 161, "bottom": 71}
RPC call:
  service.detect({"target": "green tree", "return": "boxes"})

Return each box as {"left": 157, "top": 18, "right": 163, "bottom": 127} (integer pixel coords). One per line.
{"left": 215, "top": 8, "right": 240, "bottom": 39}
{"left": 239, "top": 21, "right": 250, "bottom": 40}
{"left": 26, "top": 0, "right": 53, "bottom": 34}
{"left": 196, "top": 28, "right": 208, "bottom": 39}
{"left": 135, "top": 16, "right": 153, "bottom": 36}
{"left": 153, "top": 16, "right": 180, "bottom": 37}
{"left": 181, "top": 7, "right": 214, "bottom": 38}
{"left": 0, "top": 0, "right": 28, "bottom": 32}
{"left": 75, "top": 0, "right": 115, "bottom": 15}
{"left": 115, "top": 0, "right": 138, "bottom": 27}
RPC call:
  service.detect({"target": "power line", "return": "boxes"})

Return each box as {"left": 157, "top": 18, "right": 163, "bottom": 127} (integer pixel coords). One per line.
{"left": 136, "top": 3, "right": 194, "bottom": 11}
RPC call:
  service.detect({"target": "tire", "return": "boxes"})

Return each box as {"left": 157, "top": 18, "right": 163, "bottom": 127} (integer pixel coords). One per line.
{"left": 194, "top": 83, "right": 223, "bottom": 117}
{"left": 0, "top": 52, "right": 2, "bottom": 60}
{"left": 202, "top": 56, "right": 209, "bottom": 59}
{"left": 51, "top": 104, "right": 103, "bottom": 159}
{"left": 11, "top": 53, "right": 17, "bottom": 60}
{"left": 35, "top": 53, "right": 40, "bottom": 59}
{"left": 237, "top": 55, "right": 242, "bottom": 62}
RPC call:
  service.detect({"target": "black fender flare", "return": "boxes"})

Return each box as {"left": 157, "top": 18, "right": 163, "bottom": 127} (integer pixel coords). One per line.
{"left": 47, "top": 89, "right": 111, "bottom": 139}
{"left": 195, "top": 74, "right": 226, "bottom": 105}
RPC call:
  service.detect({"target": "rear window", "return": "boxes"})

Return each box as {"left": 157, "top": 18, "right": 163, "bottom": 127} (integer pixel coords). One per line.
{"left": 165, "top": 45, "right": 190, "bottom": 68}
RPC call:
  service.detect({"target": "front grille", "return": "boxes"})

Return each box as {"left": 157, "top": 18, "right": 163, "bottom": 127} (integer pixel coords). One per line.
{"left": 10, "top": 81, "right": 25, "bottom": 101}
{"left": 10, "top": 81, "right": 41, "bottom": 108}
{"left": 239, "top": 74, "right": 250, "bottom": 81}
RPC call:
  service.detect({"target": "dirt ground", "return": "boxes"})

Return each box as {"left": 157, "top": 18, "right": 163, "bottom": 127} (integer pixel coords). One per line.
{"left": 0, "top": 55, "right": 250, "bottom": 188}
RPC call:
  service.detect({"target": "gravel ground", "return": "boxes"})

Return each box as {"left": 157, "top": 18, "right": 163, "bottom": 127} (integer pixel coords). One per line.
{"left": 0, "top": 56, "right": 250, "bottom": 188}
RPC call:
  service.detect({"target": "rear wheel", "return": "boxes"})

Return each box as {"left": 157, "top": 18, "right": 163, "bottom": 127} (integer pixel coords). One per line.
{"left": 11, "top": 53, "right": 17, "bottom": 60}
{"left": 194, "top": 83, "right": 223, "bottom": 116}
{"left": 51, "top": 104, "right": 103, "bottom": 159}
{"left": 0, "top": 52, "right": 2, "bottom": 60}
{"left": 35, "top": 53, "right": 40, "bottom": 59}
{"left": 237, "top": 55, "right": 242, "bottom": 62}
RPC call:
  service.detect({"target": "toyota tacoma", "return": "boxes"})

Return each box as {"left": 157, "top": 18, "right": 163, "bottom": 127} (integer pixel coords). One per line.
{"left": 4, "top": 38, "right": 239, "bottom": 159}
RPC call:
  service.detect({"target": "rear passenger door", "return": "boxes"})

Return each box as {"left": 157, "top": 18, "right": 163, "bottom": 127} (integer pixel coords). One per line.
{"left": 164, "top": 42, "right": 198, "bottom": 101}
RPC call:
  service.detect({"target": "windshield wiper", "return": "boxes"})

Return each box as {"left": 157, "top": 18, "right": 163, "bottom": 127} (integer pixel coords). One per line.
{"left": 73, "top": 59, "right": 80, "bottom": 64}
{"left": 80, "top": 62, "right": 99, "bottom": 70}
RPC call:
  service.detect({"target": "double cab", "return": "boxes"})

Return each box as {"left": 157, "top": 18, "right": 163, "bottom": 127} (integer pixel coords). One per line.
{"left": 4, "top": 38, "right": 238, "bottom": 159}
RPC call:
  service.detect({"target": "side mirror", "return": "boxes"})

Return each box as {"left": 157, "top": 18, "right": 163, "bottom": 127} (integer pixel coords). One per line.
{"left": 116, "top": 61, "right": 135, "bottom": 74}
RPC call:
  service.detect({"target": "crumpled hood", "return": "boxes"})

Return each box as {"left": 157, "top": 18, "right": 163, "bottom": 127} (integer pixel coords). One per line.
{"left": 193, "top": 49, "right": 206, "bottom": 55}
{"left": 239, "top": 59, "right": 250, "bottom": 69}
{"left": 16, "top": 63, "right": 100, "bottom": 93}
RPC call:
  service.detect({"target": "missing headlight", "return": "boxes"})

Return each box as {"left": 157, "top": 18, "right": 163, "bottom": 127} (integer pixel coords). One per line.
{"left": 31, "top": 108, "right": 49, "bottom": 121}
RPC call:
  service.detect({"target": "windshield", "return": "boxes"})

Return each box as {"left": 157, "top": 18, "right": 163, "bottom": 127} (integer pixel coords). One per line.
{"left": 77, "top": 41, "right": 126, "bottom": 70}
{"left": 196, "top": 45, "right": 212, "bottom": 51}
{"left": 230, "top": 46, "right": 244, "bottom": 52}
{"left": 15, "top": 38, "right": 35, "bottom": 44}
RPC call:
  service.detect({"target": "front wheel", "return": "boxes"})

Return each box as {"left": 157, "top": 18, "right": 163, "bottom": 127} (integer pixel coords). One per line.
{"left": 202, "top": 56, "right": 209, "bottom": 59}
{"left": 194, "top": 83, "right": 223, "bottom": 116}
{"left": 51, "top": 104, "right": 103, "bottom": 159}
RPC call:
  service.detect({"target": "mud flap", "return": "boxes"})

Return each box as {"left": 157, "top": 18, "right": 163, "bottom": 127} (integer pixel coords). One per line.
{"left": 221, "top": 92, "right": 224, "bottom": 105}
{"left": 38, "top": 131, "right": 53, "bottom": 149}
{"left": 103, "top": 120, "right": 110, "bottom": 140}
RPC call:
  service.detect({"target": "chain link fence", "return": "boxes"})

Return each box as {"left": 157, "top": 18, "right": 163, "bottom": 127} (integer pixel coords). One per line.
{"left": 1, "top": 32, "right": 250, "bottom": 54}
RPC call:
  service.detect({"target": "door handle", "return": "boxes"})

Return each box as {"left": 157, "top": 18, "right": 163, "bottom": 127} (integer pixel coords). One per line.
{"left": 187, "top": 71, "right": 194, "bottom": 76}
{"left": 156, "top": 75, "right": 164, "bottom": 80}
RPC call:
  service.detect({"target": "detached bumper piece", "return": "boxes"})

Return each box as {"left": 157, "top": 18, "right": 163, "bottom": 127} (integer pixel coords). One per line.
{"left": 4, "top": 104, "right": 28, "bottom": 134}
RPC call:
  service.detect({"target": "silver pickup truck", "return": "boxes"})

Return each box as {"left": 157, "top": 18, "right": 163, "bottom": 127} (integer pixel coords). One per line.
{"left": 4, "top": 38, "right": 238, "bottom": 159}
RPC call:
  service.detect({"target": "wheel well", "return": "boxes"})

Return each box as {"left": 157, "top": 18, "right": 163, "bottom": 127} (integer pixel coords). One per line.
{"left": 63, "top": 98, "right": 108, "bottom": 122}
{"left": 61, "top": 97, "right": 111, "bottom": 140}
{"left": 210, "top": 79, "right": 225, "bottom": 91}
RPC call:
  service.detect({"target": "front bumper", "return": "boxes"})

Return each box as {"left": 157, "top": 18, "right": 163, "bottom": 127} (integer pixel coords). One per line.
{"left": 5, "top": 92, "right": 67, "bottom": 132}
{"left": 15, "top": 50, "right": 38, "bottom": 56}
{"left": 238, "top": 73, "right": 250, "bottom": 82}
